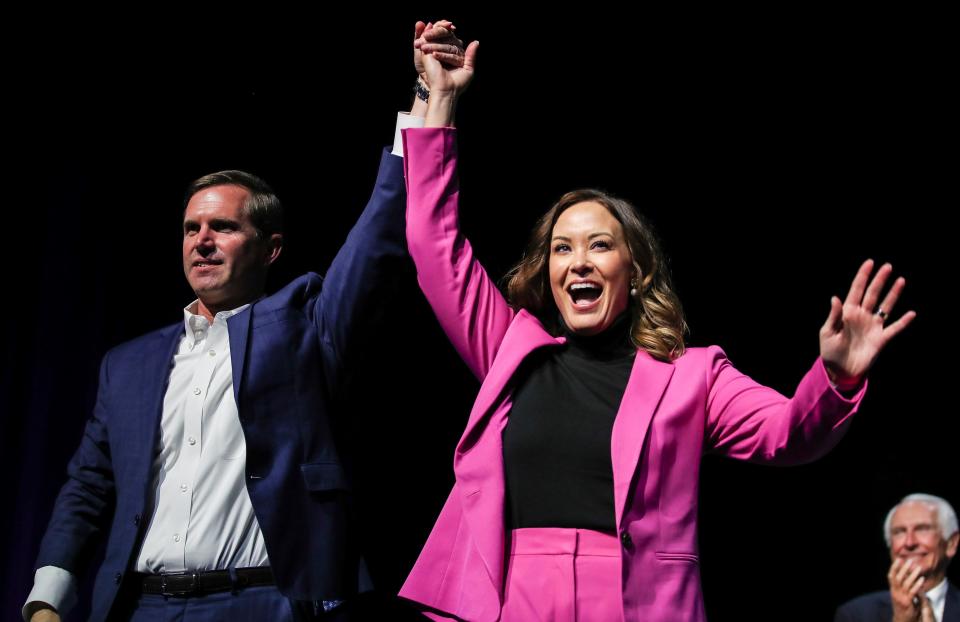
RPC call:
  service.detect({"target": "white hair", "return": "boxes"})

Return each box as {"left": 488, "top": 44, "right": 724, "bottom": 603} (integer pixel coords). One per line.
{"left": 883, "top": 493, "right": 959, "bottom": 548}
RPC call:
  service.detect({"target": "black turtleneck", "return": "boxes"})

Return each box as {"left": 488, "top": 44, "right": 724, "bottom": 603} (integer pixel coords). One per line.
{"left": 503, "top": 314, "right": 636, "bottom": 533}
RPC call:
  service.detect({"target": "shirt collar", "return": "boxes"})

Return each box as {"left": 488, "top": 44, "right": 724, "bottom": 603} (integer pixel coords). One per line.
{"left": 182, "top": 300, "right": 251, "bottom": 347}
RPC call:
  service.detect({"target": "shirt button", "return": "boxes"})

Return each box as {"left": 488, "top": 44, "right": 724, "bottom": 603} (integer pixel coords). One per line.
{"left": 114, "top": 572, "right": 123, "bottom": 584}
{"left": 174, "top": 534, "right": 181, "bottom": 542}
{"left": 188, "top": 436, "right": 197, "bottom": 445}
{"left": 180, "top": 483, "right": 188, "bottom": 492}
{"left": 208, "top": 349, "right": 216, "bottom": 357}
{"left": 133, "top": 513, "right": 141, "bottom": 526}
{"left": 193, "top": 387, "right": 201, "bottom": 395}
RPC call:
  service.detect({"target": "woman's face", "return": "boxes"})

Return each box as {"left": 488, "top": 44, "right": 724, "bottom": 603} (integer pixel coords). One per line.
{"left": 549, "top": 201, "right": 635, "bottom": 336}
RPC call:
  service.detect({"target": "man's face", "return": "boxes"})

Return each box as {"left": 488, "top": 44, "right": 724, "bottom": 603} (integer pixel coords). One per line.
{"left": 889, "top": 501, "right": 959, "bottom": 588}
{"left": 182, "top": 185, "right": 279, "bottom": 312}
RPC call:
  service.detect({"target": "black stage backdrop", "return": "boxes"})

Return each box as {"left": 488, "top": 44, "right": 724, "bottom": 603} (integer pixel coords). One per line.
{"left": 4, "top": 10, "right": 954, "bottom": 621}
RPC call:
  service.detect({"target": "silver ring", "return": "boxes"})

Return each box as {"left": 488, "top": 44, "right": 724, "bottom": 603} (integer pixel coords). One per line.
{"left": 876, "top": 308, "right": 888, "bottom": 320}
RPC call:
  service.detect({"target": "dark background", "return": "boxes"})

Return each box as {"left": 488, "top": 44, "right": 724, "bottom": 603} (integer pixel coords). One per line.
{"left": 3, "top": 10, "right": 954, "bottom": 621}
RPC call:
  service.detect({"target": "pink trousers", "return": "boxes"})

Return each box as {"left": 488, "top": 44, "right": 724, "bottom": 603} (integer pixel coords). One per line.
{"left": 419, "top": 527, "right": 624, "bottom": 621}
{"left": 499, "top": 527, "right": 624, "bottom": 622}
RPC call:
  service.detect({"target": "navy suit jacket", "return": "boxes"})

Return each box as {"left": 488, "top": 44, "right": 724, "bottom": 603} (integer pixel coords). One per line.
{"left": 835, "top": 581, "right": 960, "bottom": 622}
{"left": 33, "top": 149, "right": 407, "bottom": 621}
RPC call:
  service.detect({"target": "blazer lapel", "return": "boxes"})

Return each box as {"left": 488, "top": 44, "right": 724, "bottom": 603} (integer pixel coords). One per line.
{"left": 453, "top": 311, "right": 561, "bottom": 600}
{"left": 227, "top": 306, "right": 252, "bottom": 406}
{"left": 132, "top": 324, "right": 183, "bottom": 484}
{"left": 610, "top": 349, "right": 675, "bottom": 528}
{"left": 455, "top": 310, "right": 560, "bottom": 459}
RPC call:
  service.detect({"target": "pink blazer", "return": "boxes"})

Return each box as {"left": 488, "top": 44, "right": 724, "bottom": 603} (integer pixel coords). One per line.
{"left": 398, "top": 127, "right": 865, "bottom": 622}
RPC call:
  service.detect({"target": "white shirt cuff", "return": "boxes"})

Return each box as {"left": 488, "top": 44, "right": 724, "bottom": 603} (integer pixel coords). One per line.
{"left": 23, "top": 566, "right": 78, "bottom": 621}
{"left": 392, "top": 111, "right": 426, "bottom": 156}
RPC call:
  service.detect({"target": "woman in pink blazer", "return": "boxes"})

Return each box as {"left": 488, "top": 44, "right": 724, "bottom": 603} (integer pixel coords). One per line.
{"left": 399, "top": 34, "right": 914, "bottom": 622}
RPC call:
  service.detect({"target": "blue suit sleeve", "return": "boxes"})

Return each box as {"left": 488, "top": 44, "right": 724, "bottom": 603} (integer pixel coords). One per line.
{"left": 314, "top": 149, "right": 407, "bottom": 386}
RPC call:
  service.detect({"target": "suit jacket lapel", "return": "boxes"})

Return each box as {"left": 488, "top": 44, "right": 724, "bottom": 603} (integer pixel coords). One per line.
{"left": 132, "top": 324, "right": 183, "bottom": 483}
{"left": 453, "top": 311, "right": 561, "bottom": 599}
{"left": 610, "top": 349, "right": 675, "bottom": 528}
{"left": 227, "top": 306, "right": 253, "bottom": 406}
{"left": 455, "top": 311, "right": 559, "bottom": 460}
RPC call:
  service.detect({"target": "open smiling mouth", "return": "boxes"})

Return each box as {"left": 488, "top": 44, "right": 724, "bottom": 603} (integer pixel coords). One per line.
{"left": 568, "top": 282, "right": 602, "bottom": 308}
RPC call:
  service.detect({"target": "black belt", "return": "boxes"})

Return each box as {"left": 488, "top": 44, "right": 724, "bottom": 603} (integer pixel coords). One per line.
{"left": 136, "top": 566, "right": 275, "bottom": 597}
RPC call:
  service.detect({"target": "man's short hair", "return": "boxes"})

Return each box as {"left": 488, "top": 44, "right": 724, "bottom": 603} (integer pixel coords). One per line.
{"left": 883, "top": 493, "right": 959, "bottom": 547}
{"left": 184, "top": 170, "right": 283, "bottom": 239}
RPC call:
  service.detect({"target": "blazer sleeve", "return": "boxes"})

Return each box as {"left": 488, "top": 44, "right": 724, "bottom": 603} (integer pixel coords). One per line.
{"left": 314, "top": 148, "right": 409, "bottom": 380}
{"left": 401, "top": 127, "right": 515, "bottom": 381}
{"left": 704, "top": 346, "right": 865, "bottom": 465}
{"left": 34, "top": 351, "right": 117, "bottom": 572}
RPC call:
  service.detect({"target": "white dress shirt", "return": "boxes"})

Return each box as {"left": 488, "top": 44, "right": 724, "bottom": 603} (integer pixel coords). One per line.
{"left": 135, "top": 302, "right": 267, "bottom": 573}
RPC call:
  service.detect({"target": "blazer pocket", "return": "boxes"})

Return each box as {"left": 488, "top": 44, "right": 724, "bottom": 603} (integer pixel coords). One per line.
{"left": 654, "top": 551, "right": 699, "bottom": 564}
{"left": 300, "top": 462, "right": 350, "bottom": 492}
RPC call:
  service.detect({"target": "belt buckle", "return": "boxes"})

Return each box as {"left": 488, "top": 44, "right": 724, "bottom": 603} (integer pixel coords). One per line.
{"left": 160, "top": 571, "right": 200, "bottom": 597}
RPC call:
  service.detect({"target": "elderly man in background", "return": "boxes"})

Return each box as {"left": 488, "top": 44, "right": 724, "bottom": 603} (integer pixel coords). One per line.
{"left": 836, "top": 493, "right": 959, "bottom": 622}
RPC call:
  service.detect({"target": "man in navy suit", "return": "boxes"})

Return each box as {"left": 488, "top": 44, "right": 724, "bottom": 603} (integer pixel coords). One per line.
{"left": 836, "top": 494, "right": 960, "bottom": 622}
{"left": 22, "top": 20, "right": 466, "bottom": 622}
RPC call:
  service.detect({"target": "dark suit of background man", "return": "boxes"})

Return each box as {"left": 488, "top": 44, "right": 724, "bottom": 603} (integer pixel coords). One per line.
{"left": 21, "top": 20, "right": 465, "bottom": 622}
{"left": 836, "top": 493, "right": 960, "bottom": 622}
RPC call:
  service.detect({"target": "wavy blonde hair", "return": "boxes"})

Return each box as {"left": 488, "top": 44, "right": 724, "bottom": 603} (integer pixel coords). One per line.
{"left": 504, "top": 189, "right": 687, "bottom": 361}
